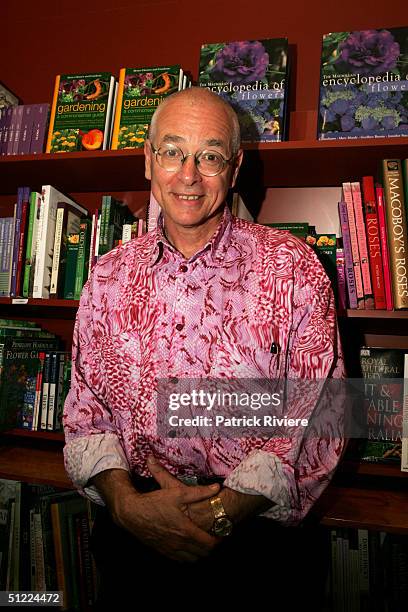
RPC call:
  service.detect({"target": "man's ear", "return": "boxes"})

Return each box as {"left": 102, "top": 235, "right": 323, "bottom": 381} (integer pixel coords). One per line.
{"left": 144, "top": 139, "right": 152, "bottom": 181}
{"left": 230, "top": 149, "right": 243, "bottom": 189}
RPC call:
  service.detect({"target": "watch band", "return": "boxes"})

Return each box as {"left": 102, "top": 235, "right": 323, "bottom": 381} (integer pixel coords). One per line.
{"left": 210, "top": 496, "right": 227, "bottom": 519}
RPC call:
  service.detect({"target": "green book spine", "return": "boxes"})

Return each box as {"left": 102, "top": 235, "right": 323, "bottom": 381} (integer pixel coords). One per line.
{"left": 99, "top": 195, "right": 108, "bottom": 255}
{"left": 22, "top": 192, "right": 38, "bottom": 298}
{"left": 100, "top": 196, "right": 113, "bottom": 255}
{"left": 74, "top": 221, "right": 91, "bottom": 300}
{"left": 63, "top": 235, "right": 80, "bottom": 300}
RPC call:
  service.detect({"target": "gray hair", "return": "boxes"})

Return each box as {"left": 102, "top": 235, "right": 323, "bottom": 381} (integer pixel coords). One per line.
{"left": 148, "top": 86, "right": 241, "bottom": 155}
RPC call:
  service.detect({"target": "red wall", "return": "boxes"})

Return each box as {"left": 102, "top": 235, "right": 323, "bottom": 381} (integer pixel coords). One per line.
{"left": 2, "top": 0, "right": 408, "bottom": 114}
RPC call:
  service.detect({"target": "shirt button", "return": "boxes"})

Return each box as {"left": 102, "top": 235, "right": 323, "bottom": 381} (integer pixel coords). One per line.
{"left": 170, "top": 377, "right": 178, "bottom": 384}
{"left": 179, "top": 265, "right": 188, "bottom": 273}
{"left": 175, "top": 323, "right": 184, "bottom": 331}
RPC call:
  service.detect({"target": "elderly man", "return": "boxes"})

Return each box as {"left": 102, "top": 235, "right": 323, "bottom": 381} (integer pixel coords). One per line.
{"left": 64, "top": 87, "right": 344, "bottom": 608}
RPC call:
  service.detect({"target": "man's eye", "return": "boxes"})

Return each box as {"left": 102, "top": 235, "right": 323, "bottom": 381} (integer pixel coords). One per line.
{"left": 163, "top": 149, "right": 179, "bottom": 158}
{"left": 202, "top": 153, "right": 220, "bottom": 163}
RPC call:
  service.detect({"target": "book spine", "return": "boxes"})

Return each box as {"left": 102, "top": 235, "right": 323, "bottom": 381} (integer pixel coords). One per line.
{"left": 362, "top": 176, "right": 386, "bottom": 310}
{"left": 11, "top": 105, "right": 24, "bottom": 155}
{"left": 338, "top": 201, "right": 358, "bottom": 309}
{"left": 63, "top": 240, "right": 79, "bottom": 300}
{"left": 342, "top": 182, "right": 365, "bottom": 308}
{"left": 103, "top": 77, "right": 116, "bottom": 150}
{"left": 336, "top": 248, "right": 347, "bottom": 312}
{"left": 39, "top": 352, "right": 52, "bottom": 430}
{"left": 50, "top": 207, "right": 65, "bottom": 298}
{"left": 32, "top": 352, "right": 45, "bottom": 431}
{"left": 10, "top": 188, "right": 24, "bottom": 297}
{"left": 402, "top": 354, "right": 408, "bottom": 473}
{"left": 74, "top": 222, "right": 91, "bottom": 299}
{"left": 46, "top": 77, "right": 61, "bottom": 153}
{"left": 23, "top": 192, "right": 39, "bottom": 298}
{"left": 15, "top": 188, "right": 30, "bottom": 296}
{"left": 1, "top": 107, "right": 13, "bottom": 156}
{"left": 376, "top": 185, "right": 394, "bottom": 311}
{"left": 47, "top": 352, "right": 58, "bottom": 431}
{"left": 111, "top": 68, "right": 126, "bottom": 150}
{"left": 19, "top": 105, "right": 34, "bottom": 155}
{"left": 381, "top": 159, "right": 408, "bottom": 309}
{"left": 351, "top": 182, "right": 374, "bottom": 308}
{"left": 6, "top": 107, "right": 16, "bottom": 155}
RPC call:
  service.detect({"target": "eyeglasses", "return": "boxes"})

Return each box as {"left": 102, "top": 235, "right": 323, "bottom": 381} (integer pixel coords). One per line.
{"left": 150, "top": 142, "right": 233, "bottom": 177}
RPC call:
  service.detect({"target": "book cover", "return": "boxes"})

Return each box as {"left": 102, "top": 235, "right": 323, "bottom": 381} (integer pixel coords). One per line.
{"left": 318, "top": 28, "right": 408, "bottom": 140}
{"left": 22, "top": 192, "right": 41, "bottom": 298}
{"left": 0, "top": 218, "right": 14, "bottom": 297}
{"left": 358, "top": 346, "right": 405, "bottom": 463}
{"left": 199, "top": 38, "right": 289, "bottom": 142}
{"left": 402, "top": 353, "right": 408, "bottom": 472}
{"left": 63, "top": 234, "right": 80, "bottom": 300}
{"left": 46, "top": 73, "right": 116, "bottom": 153}
{"left": 111, "top": 66, "right": 183, "bottom": 150}
{"left": 381, "top": 159, "right": 408, "bottom": 309}
{"left": 305, "top": 230, "right": 338, "bottom": 299}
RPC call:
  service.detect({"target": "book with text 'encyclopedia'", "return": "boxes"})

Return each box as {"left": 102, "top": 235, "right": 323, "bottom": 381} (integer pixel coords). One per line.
{"left": 46, "top": 73, "right": 117, "bottom": 153}
{"left": 318, "top": 27, "right": 408, "bottom": 140}
{"left": 199, "top": 38, "right": 289, "bottom": 142}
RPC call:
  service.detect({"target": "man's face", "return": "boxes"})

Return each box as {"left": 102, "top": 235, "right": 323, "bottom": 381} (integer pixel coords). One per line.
{"left": 144, "top": 96, "right": 242, "bottom": 233}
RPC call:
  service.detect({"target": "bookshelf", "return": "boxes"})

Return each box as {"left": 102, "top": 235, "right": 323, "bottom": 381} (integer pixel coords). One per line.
{"left": 1, "top": 139, "right": 408, "bottom": 536}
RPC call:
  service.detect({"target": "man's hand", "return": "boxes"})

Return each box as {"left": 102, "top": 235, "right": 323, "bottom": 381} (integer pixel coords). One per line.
{"left": 90, "top": 464, "right": 220, "bottom": 563}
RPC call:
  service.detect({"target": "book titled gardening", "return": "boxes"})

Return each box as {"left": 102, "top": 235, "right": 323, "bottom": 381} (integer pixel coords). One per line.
{"left": 318, "top": 27, "right": 408, "bottom": 140}
{"left": 199, "top": 39, "right": 289, "bottom": 142}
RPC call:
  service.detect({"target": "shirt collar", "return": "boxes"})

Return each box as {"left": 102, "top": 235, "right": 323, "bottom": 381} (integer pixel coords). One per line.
{"left": 150, "top": 204, "right": 233, "bottom": 267}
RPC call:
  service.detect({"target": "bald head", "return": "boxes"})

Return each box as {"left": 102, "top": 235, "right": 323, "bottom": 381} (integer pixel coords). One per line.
{"left": 148, "top": 87, "right": 241, "bottom": 155}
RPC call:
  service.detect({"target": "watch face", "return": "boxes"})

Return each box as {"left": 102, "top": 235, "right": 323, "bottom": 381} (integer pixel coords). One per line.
{"left": 213, "top": 516, "right": 233, "bottom": 537}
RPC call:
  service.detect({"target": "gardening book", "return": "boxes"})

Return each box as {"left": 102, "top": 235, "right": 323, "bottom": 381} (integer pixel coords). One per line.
{"left": 111, "top": 66, "right": 184, "bottom": 150}
{"left": 358, "top": 346, "right": 405, "bottom": 464}
{"left": 199, "top": 38, "right": 289, "bottom": 142}
{"left": 46, "top": 73, "right": 116, "bottom": 153}
{"left": 318, "top": 27, "right": 408, "bottom": 140}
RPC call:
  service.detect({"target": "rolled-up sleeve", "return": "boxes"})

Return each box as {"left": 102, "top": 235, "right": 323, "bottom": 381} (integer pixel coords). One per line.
{"left": 225, "top": 246, "right": 345, "bottom": 525}
{"left": 63, "top": 276, "right": 129, "bottom": 504}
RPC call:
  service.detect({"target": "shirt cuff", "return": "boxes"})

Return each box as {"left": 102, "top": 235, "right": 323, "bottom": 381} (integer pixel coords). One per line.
{"left": 223, "top": 449, "right": 292, "bottom": 524}
{"left": 64, "top": 432, "right": 130, "bottom": 505}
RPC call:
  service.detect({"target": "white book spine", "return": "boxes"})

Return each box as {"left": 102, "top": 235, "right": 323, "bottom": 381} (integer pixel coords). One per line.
{"left": 49, "top": 207, "right": 65, "bottom": 296}
{"left": 122, "top": 224, "right": 132, "bottom": 244}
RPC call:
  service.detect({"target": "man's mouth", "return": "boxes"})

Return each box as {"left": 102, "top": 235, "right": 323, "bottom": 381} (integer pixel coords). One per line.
{"left": 174, "top": 194, "right": 201, "bottom": 201}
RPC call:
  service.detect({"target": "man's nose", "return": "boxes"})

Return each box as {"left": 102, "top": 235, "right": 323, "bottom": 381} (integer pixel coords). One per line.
{"left": 178, "top": 154, "right": 202, "bottom": 184}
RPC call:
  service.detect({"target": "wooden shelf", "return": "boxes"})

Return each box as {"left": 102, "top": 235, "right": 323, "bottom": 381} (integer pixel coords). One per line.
{"left": 0, "top": 444, "right": 72, "bottom": 489}
{"left": 1, "top": 136, "right": 408, "bottom": 194}
{"left": 344, "top": 309, "right": 408, "bottom": 319}
{"left": 1, "top": 428, "right": 64, "bottom": 442}
{"left": 317, "top": 486, "right": 408, "bottom": 534}
{"left": 0, "top": 298, "right": 79, "bottom": 308}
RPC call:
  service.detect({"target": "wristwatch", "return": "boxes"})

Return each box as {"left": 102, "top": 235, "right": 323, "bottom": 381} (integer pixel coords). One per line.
{"left": 210, "top": 496, "right": 233, "bottom": 537}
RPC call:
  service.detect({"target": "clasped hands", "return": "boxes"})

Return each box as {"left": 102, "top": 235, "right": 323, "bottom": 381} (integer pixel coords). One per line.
{"left": 114, "top": 455, "right": 222, "bottom": 563}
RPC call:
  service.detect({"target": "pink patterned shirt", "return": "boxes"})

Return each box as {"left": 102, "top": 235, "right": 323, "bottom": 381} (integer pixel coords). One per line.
{"left": 63, "top": 206, "right": 344, "bottom": 525}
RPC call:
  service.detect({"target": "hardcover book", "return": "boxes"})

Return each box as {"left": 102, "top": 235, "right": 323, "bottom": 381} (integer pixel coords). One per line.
{"left": 358, "top": 346, "right": 405, "bottom": 463}
{"left": 46, "top": 73, "right": 116, "bottom": 153}
{"left": 111, "top": 66, "right": 184, "bottom": 150}
{"left": 199, "top": 38, "right": 289, "bottom": 142}
{"left": 318, "top": 27, "right": 408, "bottom": 140}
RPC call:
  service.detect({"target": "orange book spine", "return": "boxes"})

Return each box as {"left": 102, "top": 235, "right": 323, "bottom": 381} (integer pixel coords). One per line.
{"left": 45, "top": 75, "right": 61, "bottom": 153}
{"left": 111, "top": 68, "right": 126, "bottom": 150}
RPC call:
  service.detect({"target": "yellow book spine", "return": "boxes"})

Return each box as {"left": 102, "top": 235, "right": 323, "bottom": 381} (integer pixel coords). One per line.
{"left": 45, "top": 75, "right": 61, "bottom": 153}
{"left": 111, "top": 68, "right": 126, "bottom": 150}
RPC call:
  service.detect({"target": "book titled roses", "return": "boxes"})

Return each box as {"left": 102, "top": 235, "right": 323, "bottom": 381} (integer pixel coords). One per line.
{"left": 199, "top": 38, "right": 289, "bottom": 142}
{"left": 318, "top": 27, "right": 408, "bottom": 140}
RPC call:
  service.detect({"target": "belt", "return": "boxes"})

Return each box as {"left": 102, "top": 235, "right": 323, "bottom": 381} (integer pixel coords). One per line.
{"left": 131, "top": 474, "right": 224, "bottom": 493}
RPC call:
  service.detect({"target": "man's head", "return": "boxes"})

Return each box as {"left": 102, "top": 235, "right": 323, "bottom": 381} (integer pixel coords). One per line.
{"left": 144, "top": 87, "right": 243, "bottom": 240}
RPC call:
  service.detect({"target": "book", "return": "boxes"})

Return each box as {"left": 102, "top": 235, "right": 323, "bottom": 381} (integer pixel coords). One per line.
{"left": 46, "top": 73, "right": 116, "bottom": 153}
{"left": 362, "top": 176, "right": 386, "bottom": 310}
{"left": 402, "top": 353, "right": 408, "bottom": 472}
{"left": 351, "top": 182, "right": 374, "bottom": 308}
{"left": 376, "top": 185, "right": 394, "bottom": 310}
{"left": 338, "top": 201, "right": 358, "bottom": 309}
{"left": 32, "top": 186, "right": 81, "bottom": 299}
{"left": 50, "top": 201, "right": 87, "bottom": 298}
{"left": 199, "top": 38, "right": 289, "bottom": 142}
{"left": 29, "top": 104, "right": 49, "bottom": 154}
{"left": 111, "top": 66, "right": 184, "bottom": 150}
{"left": 74, "top": 220, "right": 92, "bottom": 299}
{"left": 359, "top": 346, "right": 405, "bottom": 463}
{"left": 22, "top": 192, "right": 41, "bottom": 298}
{"left": 342, "top": 183, "right": 365, "bottom": 308}
{"left": 263, "top": 222, "right": 309, "bottom": 239}
{"left": 63, "top": 234, "right": 80, "bottom": 300}
{"left": 318, "top": 28, "right": 408, "bottom": 140}
{"left": 381, "top": 159, "right": 408, "bottom": 309}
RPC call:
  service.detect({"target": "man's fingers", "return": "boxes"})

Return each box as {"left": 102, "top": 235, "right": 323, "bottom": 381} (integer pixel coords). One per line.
{"left": 178, "top": 483, "right": 220, "bottom": 504}
{"left": 147, "top": 455, "right": 182, "bottom": 489}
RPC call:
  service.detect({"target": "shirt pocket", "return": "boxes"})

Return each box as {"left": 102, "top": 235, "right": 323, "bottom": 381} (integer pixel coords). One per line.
{"left": 210, "top": 337, "right": 280, "bottom": 379}
{"left": 100, "top": 329, "right": 142, "bottom": 412}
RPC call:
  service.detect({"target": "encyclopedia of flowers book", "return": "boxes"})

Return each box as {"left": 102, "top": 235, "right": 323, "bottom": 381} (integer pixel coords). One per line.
{"left": 318, "top": 27, "right": 408, "bottom": 140}
{"left": 198, "top": 38, "right": 289, "bottom": 142}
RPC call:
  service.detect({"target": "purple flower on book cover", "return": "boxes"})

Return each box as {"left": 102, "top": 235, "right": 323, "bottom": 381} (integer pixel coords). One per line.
{"left": 336, "top": 30, "right": 400, "bottom": 75}
{"left": 210, "top": 41, "right": 269, "bottom": 84}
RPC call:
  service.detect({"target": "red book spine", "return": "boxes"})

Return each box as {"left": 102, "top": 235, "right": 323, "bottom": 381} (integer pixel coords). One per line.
{"left": 342, "top": 182, "right": 365, "bottom": 309}
{"left": 351, "top": 181, "right": 374, "bottom": 308}
{"left": 375, "top": 185, "right": 393, "bottom": 310}
{"left": 361, "top": 176, "right": 386, "bottom": 310}
{"left": 15, "top": 196, "right": 30, "bottom": 296}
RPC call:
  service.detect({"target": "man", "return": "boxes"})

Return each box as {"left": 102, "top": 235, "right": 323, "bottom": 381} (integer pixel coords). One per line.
{"left": 64, "top": 87, "right": 344, "bottom": 607}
